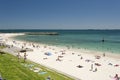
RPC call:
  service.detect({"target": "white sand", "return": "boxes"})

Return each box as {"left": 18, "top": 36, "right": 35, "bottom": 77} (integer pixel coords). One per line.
{"left": 0, "top": 33, "right": 120, "bottom": 80}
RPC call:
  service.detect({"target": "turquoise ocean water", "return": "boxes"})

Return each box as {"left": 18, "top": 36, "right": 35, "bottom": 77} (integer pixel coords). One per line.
{"left": 1, "top": 30, "right": 119, "bottom": 54}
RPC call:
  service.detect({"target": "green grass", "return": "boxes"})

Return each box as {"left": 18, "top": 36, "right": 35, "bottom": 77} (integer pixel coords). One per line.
{"left": 0, "top": 52, "right": 73, "bottom": 80}
{"left": 0, "top": 46, "right": 6, "bottom": 49}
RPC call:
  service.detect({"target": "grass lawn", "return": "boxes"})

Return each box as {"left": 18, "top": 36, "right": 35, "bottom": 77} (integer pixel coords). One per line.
{"left": 0, "top": 51, "right": 74, "bottom": 80}
{"left": 0, "top": 46, "right": 6, "bottom": 49}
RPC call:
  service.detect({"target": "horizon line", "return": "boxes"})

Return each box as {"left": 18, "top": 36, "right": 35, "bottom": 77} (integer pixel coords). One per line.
{"left": 0, "top": 29, "right": 120, "bottom": 30}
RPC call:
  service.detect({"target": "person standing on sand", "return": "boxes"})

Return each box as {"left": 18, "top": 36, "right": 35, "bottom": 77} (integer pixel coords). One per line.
{"left": 90, "top": 64, "right": 93, "bottom": 71}
{"left": 91, "top": 64, "right": 93, "bottom": 69}
{"left": 24, "top": 52, "right": 27, "bottom": 62}
{"left": 17, "top": 52, "right": 21, "bottom": 62}
{"left": 103, "top": 53, "right": 105, "bottom": 57}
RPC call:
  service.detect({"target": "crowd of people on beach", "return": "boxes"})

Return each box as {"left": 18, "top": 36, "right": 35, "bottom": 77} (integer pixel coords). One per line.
{"left": 10, "top": 40, "right": 119, "bottom": 80}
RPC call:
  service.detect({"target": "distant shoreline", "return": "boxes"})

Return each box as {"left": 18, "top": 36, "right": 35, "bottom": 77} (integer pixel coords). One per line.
{"left": 25, "top": 32, "right": 59, "bottom": 35}
{"left": 0, "top": 29, "right": 120, "bottom": 30}
{"left": 0, "top": 29, "right": 120, "bottom": 34}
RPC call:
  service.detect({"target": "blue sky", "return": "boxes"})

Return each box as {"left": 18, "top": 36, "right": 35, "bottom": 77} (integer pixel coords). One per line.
{"left": 0, "top": 0, "right": 120, "bottom": 29}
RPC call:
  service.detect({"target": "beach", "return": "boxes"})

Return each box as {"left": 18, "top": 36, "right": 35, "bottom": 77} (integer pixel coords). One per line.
{"left": 0, "top": 33, "right": 120, "bottom": 80}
